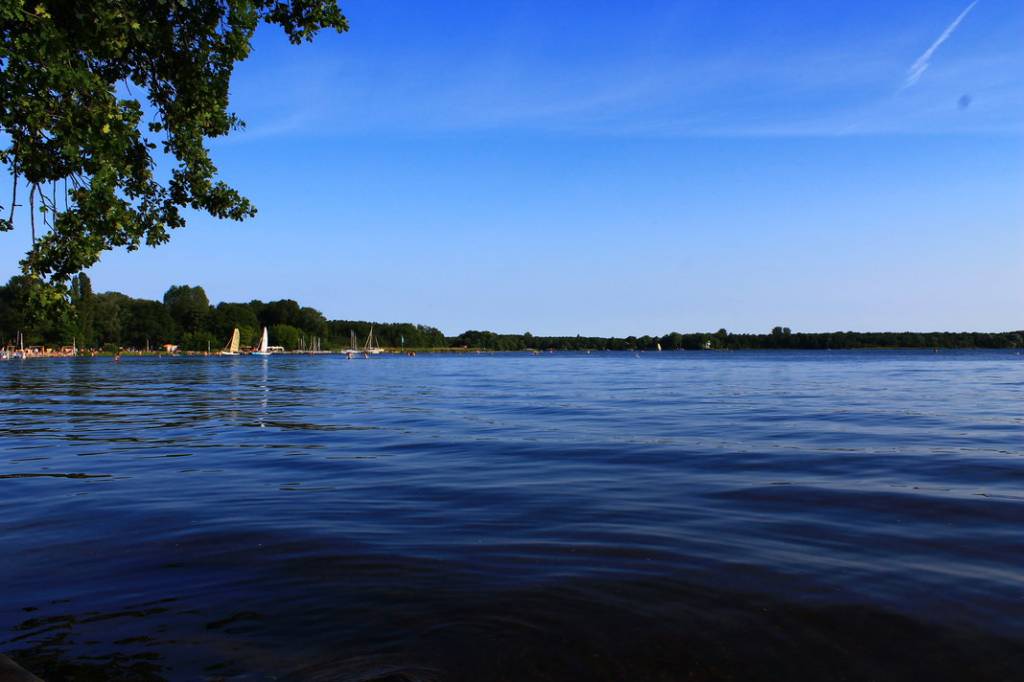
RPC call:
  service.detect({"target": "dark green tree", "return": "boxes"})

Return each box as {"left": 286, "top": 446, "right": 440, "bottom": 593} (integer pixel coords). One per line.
{"left": 0, "top": 275, "right": 34, "bottom": 344}
{"left": 121, "top": 298, "right": 174, "bottom": 348}
{"left": 0, "top": 273, "right": 78, "bottom": 344}
{"left": 91, "top": 291, "right": 127, "bottom": 346}
{"left": 295, "top": 305, "right": 328, "bottom": 338}
{"left": 163, "top": 284, "right": 209, "bottom": 334}
{"left": 1, "top": 0, "right": 348, "bottom": 288}
{"left": 662, "top": 332, "right": 684, "bottom": 350}
{"left": 260, "top": 299, "right": 301, "bottom": 328}
{"left": 69, "top": 272, "right": 95, "bottom": 346}
{"left": 210, "top": 301, "right": 259, "bottom": 340}
{"left": 270, "top": 323, "right": 300, "bottom": 350}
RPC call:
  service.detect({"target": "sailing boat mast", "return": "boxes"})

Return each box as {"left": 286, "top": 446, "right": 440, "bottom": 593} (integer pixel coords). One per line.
{"left": 362, "top": 325, "right": 383, "bottom": 354}
{"left": 220, "top": 328, "right": 240, "bottom": 355}
{"left": 250, "top": 327, "right": 271, "bottom": 356}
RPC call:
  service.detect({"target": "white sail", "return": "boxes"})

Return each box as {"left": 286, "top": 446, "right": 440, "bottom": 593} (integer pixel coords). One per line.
{"left": 258, "top": 327, "right": 269, "bottom": 354}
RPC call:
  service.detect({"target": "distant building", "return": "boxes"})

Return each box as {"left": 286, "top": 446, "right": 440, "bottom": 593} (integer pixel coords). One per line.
{"left": 162, "top": 344, "right": 178, "bottom": 353}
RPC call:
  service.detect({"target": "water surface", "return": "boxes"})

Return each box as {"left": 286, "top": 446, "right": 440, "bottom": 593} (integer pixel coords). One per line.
{"left": 2, "top": 351, "right": 1022, "bottom": 680}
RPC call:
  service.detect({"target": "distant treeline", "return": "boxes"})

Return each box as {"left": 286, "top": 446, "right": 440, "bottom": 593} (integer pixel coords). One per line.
{"left": 0, "top": 275, "right": 444, "bottom": 351}
{"left": 448, "top": 328, "right": 1024, "bottom": 351}
{"left": 1, "top": 275, "right": 1020, "bottom": 351}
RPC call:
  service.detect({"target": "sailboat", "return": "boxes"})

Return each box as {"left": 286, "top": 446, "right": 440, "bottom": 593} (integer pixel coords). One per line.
{"left": 13, "top": 331, "right": 25, "bottom": 359}
{"left": 364, "top": 325, "right": 383, "bottom": 355}
{"left": 220, "top": 328, "right": 241, "bottom": 355}
{"left": 343, "top": 330, "right": 360, "bottom": 356}
{"left": 251, "top": 327, "right": 272, "bottom": 356}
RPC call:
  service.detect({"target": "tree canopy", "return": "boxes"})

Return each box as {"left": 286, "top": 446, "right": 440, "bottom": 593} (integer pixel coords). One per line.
{"left": 1, "top": 0, "right": 347, "bottom": 286}
{"left": 0, "top": 274, "right": 448, "bottom": 351}
{"left": 0, "top": 275, "right": 1020, "bottom": 352}
{"left": 163, "top": 284, "right": 209, "bottom": 333}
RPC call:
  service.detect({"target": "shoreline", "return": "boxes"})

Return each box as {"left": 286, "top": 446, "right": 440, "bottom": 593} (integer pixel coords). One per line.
{"left": 3, "top": 346, "right": 1021, "bottom": 360}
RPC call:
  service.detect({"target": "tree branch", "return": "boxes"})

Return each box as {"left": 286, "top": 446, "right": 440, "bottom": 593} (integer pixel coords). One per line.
{"left": 29, "top": 184, "right": 36, "bottom": 245}
{"left": 8, "top": 165, "right": 18, "bottom": 226}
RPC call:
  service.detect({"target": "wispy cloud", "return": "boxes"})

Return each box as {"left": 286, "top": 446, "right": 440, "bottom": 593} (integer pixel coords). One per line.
{"left": 902, "top": 1, "right": 978, "bottom": 89}
{"left": 222, "top": 1, "right": 1023, "bottom": 140}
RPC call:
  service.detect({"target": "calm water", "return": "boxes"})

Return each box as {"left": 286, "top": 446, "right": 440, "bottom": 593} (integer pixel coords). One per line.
{"left": 1, "top": 351, "right": 1022, "bottom": 680}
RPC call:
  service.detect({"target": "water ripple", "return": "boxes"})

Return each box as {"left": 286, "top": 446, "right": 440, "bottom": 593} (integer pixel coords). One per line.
{"left": 1, "top": 351, "right": 1022, "bottom": 679}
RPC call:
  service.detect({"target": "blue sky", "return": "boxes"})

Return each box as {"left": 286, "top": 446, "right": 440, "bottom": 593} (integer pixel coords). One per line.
{"left": 3, "top": 0, "right": 1022, "bottom": 334}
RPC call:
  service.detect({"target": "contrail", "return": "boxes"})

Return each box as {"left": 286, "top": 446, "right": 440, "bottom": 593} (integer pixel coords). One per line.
{"left": 903, "top": 1, "right": 978, "bottom": 89}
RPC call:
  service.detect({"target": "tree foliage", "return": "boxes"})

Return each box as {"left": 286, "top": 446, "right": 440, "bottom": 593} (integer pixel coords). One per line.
{"left": 1, "top": 277, "right": 1020, "bottom": 352}
{"left": 0, "top": 0, "right": 347, "bottom": 285}
{"left": 446, "top": 328, "right": 1024, "bottom": 352}
{"left": 0, "top": 277, "right": 448, "bottom": 351}
{"left": 163, "top": 283, "right": 208, "bottom": 333}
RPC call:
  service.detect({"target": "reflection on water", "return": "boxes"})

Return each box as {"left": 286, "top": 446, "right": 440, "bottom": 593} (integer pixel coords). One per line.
{"left": 1, "top": 351, "right": 1022, "bottom": 680}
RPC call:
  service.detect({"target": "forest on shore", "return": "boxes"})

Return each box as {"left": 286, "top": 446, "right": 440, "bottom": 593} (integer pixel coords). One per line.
{"left": 1, "top": 275, "right": 1021, "bottom": 352}
{"left": 450, "top": 329, "right": 1024, "bottom": 351}
{"left": 0, "top": 275, "right": 444, "bottom": 352}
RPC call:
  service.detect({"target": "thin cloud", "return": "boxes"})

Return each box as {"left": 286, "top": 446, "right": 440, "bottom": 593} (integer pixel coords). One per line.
{"left": 903, "top": 1, "right": 978, "bottom": 89}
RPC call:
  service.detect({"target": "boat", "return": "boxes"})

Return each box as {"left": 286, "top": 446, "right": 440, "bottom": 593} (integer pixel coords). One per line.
{"left": 299, "top": 336, "right": 323, "bottom": 354}
{"left": 363, "top": 325, "right": 384, "bottom": 355}
{"left": 220, "top": 328, "right": 241, "bottom": 355}
{"left": 344, "top": 330, "right": 360, "bottom": 356}
{"left": 13, "top": 331, "right": 25, "bottom": 359}
{"left": 251, "top": 327, "right": 272, "bottom": 356}
{"left": 343, "top": 327, "right": 384, "bottom": 357}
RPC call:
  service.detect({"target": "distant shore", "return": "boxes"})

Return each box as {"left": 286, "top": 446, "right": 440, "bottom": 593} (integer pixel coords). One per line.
{"left": 4, "top": 342, "right": 1019, "bottom": 358}
{"left": 4, "top": 277, "right": 1022, "bottom": 357}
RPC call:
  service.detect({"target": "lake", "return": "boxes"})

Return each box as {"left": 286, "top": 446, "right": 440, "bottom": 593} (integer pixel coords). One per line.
{"left": 1, "top": 351, "right": 1022, "bottom": 680}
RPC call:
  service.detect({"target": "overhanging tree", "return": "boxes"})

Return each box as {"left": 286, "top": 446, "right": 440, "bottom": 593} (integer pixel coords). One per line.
{"left": 0, "top": 0, "right": 347, "bottom": 292}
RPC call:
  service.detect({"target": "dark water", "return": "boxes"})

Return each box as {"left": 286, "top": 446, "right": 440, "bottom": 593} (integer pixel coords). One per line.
{"left": 2, "top": 351, "right": 1022, "bottom": 681}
